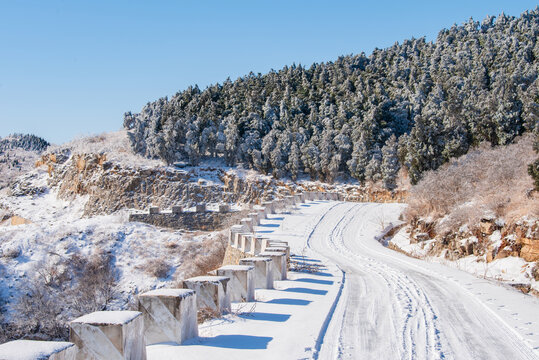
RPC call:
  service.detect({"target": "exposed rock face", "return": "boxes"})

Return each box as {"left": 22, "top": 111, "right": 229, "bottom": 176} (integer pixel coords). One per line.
{"left": 408, "top": 216, "right": 539, "bottom": 263}
{"left": 40, "top": 153, "right": 274, "bottom": 216}
{"left": 34, "top": 152, "right": 407, "bottom": 217}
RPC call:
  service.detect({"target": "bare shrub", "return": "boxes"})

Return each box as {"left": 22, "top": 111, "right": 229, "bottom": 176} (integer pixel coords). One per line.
{"left": 141, "top": 258, "right": 171, "bottom": 278}
{"left": 406, "top": 134, "right": 539, "bottom": 233}
{"left": 5, "top": 250, "right": 117, "bottom": 341}
{"left": 177, "top": 232, "right": 228, "bottom": 280}
{"left": 197, "top": 307, "right": 221, "bottom": 324}
{"left": 532, "top": 262, "right": 539, "bottom": 282}
{"left": 66, "top": 250, "right": 117, "bottom": 313}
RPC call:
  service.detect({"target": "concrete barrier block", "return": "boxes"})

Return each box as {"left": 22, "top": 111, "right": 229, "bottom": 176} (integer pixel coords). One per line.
{"left": 137, "top": 289, "right": 198, "bottom": 345}
{"left": 285, "top": 196, "right": 295, "bottom": 206}
{"left": 256, "top": 207, "right": 267, "bottom": 219}
{"left": 216, "top": 265, "right": 255, "bottom": 302}
{"left": 265, "top": 246, "right": 290, "bottom": 259}
{"left": 195, "top": 204, "right": 206, "bottom": 213}
{"left": 0, "top": 340, "right": 76, "bottom": 360}
{"left": 257, "top": 252, "right": 287, "bottom": 280}
{"left": 149, "top": 207, "right": 160, "bottom": 215}
{"left": 229, "top": 224, "right": 248, "bottom": 246}
{"left": 239, "top": 257, "right": 273, "bottom": 289}
{"left": 69, "top": 311, "right": 146, "bottom": 360}
{"left": 252, "top": 237, "right": 267, "bottom": 254}
{"left": 182, "top": 276, "right": 230, "bottom": 314}
{"left": 240, "top": 218, "right": 254, "bottom": 232}
{"left": 261, "top": 202, "right": 275, "bottom": 214}
{"left": 248, "top": 213, "right": 260, "bottom": 226}
{"left": 239, "top": 234, "right": 253, "bottom": 253}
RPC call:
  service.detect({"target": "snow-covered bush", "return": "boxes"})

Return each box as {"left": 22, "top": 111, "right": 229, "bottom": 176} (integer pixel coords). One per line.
{"left": 142, "top": 258, "right": 171, "bottom": 278}
{"left": 3, "top": 251, "right": 116, "bottom": 341}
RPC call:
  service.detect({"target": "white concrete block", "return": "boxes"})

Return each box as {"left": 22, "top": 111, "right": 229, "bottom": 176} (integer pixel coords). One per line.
{"left": 258, "top": 251, "right": 287, "bottom": 280}
{"left": 229, "top": 225, "right": 248, "bottom": 246}
{"left": 240, "top": 218, "right": 254, "bottom": 232}
{"left": 252, "top": 237, "right": 267, "bottom": 254}
{"left": 265, "top": 246, "right": 290, "bottom": 259}
{"left": 285, "top": 196, "right": 295, "bottom": 206}
{"left": 248, "top": 213, "right": 260, "bottom": 225}
{"left": 239, "top": 257, "right": 273, "bottom": 289}
{"left": 262, "top": 202, "right": 275, "bottom": 214}
{"left": 256, "top": 207, "right": 267, "bottom": 219}
{"left": 182, "top": 276, "right": 231, "bottom": 314}
{"left": 216, "top": 265, "right": 255, "bottom": 302}
{"left": 0, "top": 340, "right": 76, "bottom": 360}
{"left": 239, "top": 234, "right": 253, "bottom": 253}
{"left": 69, "top": 311, "right": 146, "bottom": 360}
{"left": 137, "top": 289, "right": 198, "bottom": 345}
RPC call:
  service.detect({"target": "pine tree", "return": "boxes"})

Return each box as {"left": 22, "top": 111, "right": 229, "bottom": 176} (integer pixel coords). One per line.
{"left": 381, "top": 135, "right": 400, "bottom": 190}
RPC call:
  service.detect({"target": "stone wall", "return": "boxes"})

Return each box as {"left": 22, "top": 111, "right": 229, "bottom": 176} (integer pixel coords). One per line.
{"left": 129, "top": 210, "right": 248, "bottom": 231}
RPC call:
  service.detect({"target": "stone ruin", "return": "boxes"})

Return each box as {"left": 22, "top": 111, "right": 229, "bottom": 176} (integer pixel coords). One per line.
{"left": 128, "top": 203, "right": 246, "bottom": 231}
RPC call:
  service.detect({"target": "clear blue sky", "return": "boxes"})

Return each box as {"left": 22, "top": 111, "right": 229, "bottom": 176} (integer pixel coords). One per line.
{"left": 0, "top": 1, "right": 536, "bottom": 144}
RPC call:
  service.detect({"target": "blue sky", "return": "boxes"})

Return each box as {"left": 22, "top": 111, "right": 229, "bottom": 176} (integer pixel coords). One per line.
{"left": 0, "top": 1, "right": 536, "bottom": 144}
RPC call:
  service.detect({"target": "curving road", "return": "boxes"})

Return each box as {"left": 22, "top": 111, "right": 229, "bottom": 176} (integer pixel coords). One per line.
{"left": 307, "top": 202, "right": 539, "bottom": 360}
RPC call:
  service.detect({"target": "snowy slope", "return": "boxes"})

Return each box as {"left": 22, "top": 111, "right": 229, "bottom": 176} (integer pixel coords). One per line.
{"left": 0, "top": 167, "right": 218, "bottom": 325}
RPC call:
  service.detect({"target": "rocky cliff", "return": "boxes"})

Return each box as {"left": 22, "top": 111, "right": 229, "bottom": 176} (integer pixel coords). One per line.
{"left": 407, "top": 216, "right": 539, "bottom": 263}
{"left": 31, "top": 151, "right": 406, "bottom": 217}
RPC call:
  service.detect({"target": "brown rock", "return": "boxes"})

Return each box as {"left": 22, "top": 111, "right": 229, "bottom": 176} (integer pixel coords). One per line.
{"left": 480, "top": 220, "right": 496, "bottom": 235}
{"left": 10, "top": 215, "right": 32, "bottom": 226}
{"left": 520, "top": 238, "right": 539, "bottom": 262}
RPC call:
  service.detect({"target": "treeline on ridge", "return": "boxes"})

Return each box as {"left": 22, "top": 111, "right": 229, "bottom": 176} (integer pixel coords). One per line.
{"left": 124, "top": 10, "right": 539, "bottom": 189}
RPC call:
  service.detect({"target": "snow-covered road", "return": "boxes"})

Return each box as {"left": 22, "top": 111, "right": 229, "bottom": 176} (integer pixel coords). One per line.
{"left": 148, "top": 201, "right": 539, "bottom": 359}
{"left": 310, "top": 202, "right": 539, "bottom": 360}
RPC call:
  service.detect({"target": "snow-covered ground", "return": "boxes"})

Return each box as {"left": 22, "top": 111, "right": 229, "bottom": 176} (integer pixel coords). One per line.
{"left": 0, "top": 168, "right": 217, "bottom": 323}
{"left": 390, "top": 227, "right": 539, "bottom": 293}
{"left": 148, "top": 201, "right": 344, "bottom": 359}
{"left": 150, "top": 201, "right": 539, "bottom": 359}
{"left": 311, "top": 203, "right": 539, "bottom": 359}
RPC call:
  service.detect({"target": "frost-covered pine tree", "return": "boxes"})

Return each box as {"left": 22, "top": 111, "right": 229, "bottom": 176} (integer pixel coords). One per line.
{"left": 381, "top": 135, "right": 400, "bottom": 190}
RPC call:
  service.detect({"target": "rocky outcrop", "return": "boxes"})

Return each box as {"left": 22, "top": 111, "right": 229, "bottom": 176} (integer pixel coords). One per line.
{"left": 33, "top": 152, "right": 408, "bottom": 217}
{"left": 407, "top": 216, "right": 539, "bottom": 263}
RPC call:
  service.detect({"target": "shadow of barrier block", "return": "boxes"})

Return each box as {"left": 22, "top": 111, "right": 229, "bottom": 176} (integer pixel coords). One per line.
{"left": 182, "top": 276, "right": 231, "bottom": 314}
{"left": 239, "top": 257, "right": 273, "bottom": 289}
{"left": 216, "top": 265, "right": 255, "bottom": 302}
{"left": 69, "top": 311, "right": 146, "bottom": 360}
{"left": 137, "top": 289, "right": 198, "bottom": 345}
{"left": 257, "top": 252, "right": 287, "bottom": 280}
{"left": 0, "top": 340, "right": 77, "bottom": 360}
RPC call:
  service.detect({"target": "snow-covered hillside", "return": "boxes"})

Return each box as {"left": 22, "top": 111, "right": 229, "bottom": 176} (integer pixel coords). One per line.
{"left": 0, "top": 161, "right": 228, "bottom": 341}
